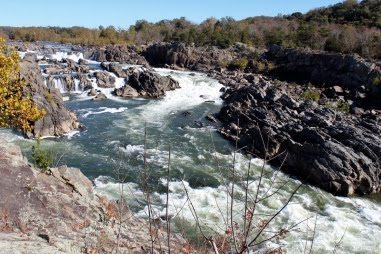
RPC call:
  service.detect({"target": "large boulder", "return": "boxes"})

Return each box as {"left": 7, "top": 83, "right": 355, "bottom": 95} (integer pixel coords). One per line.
{"left": 114, "top": 68, "right": 180, "bottom": 98}
{"left": 101, "top": 62, "right": 129, "bottom": 78}
{"left": 20, "top": 57, "right": 79, "bottom": 138}
{"left": 218, "top": 75, "right": 381, "bottom": 196}
{"left": 114, "top": 85, "right": 139, "bottom": 98}
{"left": 94, "top": 71, "right": 116, "bottom": 88}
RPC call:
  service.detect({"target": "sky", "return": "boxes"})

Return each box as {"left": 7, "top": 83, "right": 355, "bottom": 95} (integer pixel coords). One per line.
{"left": 0, "top": 0, "right": 344, "bottom": 28}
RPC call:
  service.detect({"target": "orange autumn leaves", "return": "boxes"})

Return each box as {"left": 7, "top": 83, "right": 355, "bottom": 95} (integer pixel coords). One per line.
{"left": 0, "top": 37, "right": 44, "bottom": 133}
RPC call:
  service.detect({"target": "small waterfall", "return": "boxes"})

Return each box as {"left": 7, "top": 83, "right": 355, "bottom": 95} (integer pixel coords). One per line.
{"left": 74, "top": 78, "right": 82, "bottom": 93}
{"left": 52, "top": 77, "right": 66, "bottom": 94}
{"left": 47, "top": 52, "right": 84, "bottom": 63}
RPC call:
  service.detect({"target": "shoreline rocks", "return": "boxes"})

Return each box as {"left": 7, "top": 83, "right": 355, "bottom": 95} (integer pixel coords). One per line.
{"left": 217, "top": 75, "right": 381, "bottom": 196}
{"left": 0, "top": 138, "right": 187, "bottom": 253}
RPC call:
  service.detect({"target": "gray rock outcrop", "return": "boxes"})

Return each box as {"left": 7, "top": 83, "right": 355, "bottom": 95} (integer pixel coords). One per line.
{"left": 266, "top": 46, "right": 381, "bottom": 104}
{"left": 20, "top": 57, "right": 79, "bottom": 138}
{"left": 114, "top": 68, "right": 180, "bottom": 98}
{"left": 85, "top": 44, "right": 149, "bottom": 65}
{"left": 94, "top": 71, "right": 116, "bottom": 88}
{"left": 0, "top": 138, "right": 186, "bottom": 253}
{"left": 218, "top": 75, "right": 381, "bottom": 196}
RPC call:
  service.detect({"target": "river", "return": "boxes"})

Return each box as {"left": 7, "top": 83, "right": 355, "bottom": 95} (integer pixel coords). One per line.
{"left": 0, "top": 48, "right": 380, "bottom": 253}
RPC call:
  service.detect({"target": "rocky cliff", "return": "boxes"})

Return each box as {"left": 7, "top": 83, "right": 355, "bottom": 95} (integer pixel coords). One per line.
{"left": 0, "top": 138, "right": 186, "bottom": 253}
{"left": 20, "top": 54, "right": 79, "bottom": 138}
{"left": 85, "top": 44, "right": 148, "bottom": 65}
{"left": 266, "top": 46, "right": 381, "bottom": 106}
{"left": 142, "top": 42, "right": 261, "bottom": 72}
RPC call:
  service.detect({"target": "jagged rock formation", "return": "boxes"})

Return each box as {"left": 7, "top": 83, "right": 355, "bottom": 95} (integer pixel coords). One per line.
{"left": 143, "top": 42, "right": 261, "bottom": 72}
{"left": 20, "top": 55, "right": 79, "bottom": 138}
{"left": 0, "top": 138, "right": 187, "bottom": 253}
{"left": 266, "top": 46, "right": 381, "bottom": 105}
{"left": 85, "top": 44, "right": 149, "bottom": 65}
{"left": 94, "top": 71, "right": 116, "bottom": 88}
{"left": 114, "top": 68, "right": 180, "bottom": 98}
{"left": 217, "top": 75, "right": 381, "bottom": 196}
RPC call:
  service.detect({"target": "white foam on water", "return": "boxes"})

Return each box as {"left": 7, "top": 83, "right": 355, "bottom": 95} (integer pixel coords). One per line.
{"left": 84, "top": 70, "right": 127, "bottom": 102}
{"left": 116, "top": 68, "right": 224, "bottom": 131}
{"left": 47, "top": 52, "right": 84, "bottom": 63}
{"left": 64, "top": 130, "right": 80, "bottom": 140}
{"left": 119, "top": 144, "right": 170, "bottom": 167}
{"left": 74, "top": 78, "right": 81, "bottom": 93}
{"left": 138, "top": 69, "right": 223, "bottom": 123}
{"left": 94, "top": 176, "right": 146, "bottom": 208}
{"left": 0, "top": 129, "right": 24, "bottom": 142}
{"left": 94, "top": 146, "right": 381, "bottom": 254}
{"left": 80, "top": 107, "right": 128, "bottom": 118}
{"left": 18, "top": 51, "right": 27, "bottom": 59}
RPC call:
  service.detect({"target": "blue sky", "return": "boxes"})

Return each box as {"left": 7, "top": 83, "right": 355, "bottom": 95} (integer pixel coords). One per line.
{"left": 1, "top": 0, "right": 344, "bottom": 28}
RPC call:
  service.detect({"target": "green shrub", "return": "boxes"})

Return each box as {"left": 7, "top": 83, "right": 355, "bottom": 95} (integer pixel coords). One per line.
{"left": 32, "top": 140, "right": 53, "bottom": 172}
{"left": 228, "top": 57, "right": 249, "bottom": 71}
{"left": 325, "top": 100, "right": 350, "bottom": 112}
{"left": 301, "top": 89, "right": 321, "bottom": 102}
{"left": 336, "top": 100, "right": 350, "bottom": 112}
{"left": 372, "top": 77, "right": 381, "bottom": 87}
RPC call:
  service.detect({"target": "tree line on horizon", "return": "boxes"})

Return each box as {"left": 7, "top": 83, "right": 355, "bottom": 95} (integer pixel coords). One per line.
{"left": 0, "top": 0, "right": 380, "bottom": 59}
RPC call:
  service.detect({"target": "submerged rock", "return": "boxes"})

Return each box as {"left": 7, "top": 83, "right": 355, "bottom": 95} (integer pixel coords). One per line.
{"left": 93, "top": 92, "right": 107, "bottom": 100}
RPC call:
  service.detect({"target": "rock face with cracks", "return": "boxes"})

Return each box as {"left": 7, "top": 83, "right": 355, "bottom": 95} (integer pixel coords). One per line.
{"left": 218, "top": 76, "right": 381, "bottom": 196}
{"left": 0, "top": 138, "right": 187, "bottom": 253}
{"left": 20, "top": 55, "right": 79, "bottom": 138}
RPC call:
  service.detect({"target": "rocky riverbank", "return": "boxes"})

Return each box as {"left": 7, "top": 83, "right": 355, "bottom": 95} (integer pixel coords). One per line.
{"left": 0, "top": 138, "right": 187, "bottom": 253}
{"left": 217, "top": 75, "right": 381, "bottom": 196}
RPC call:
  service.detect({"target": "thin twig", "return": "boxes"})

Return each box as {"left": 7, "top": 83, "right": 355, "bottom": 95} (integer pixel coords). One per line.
{"left": 166, "top": 144, "right": 171, "bottom": 254}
